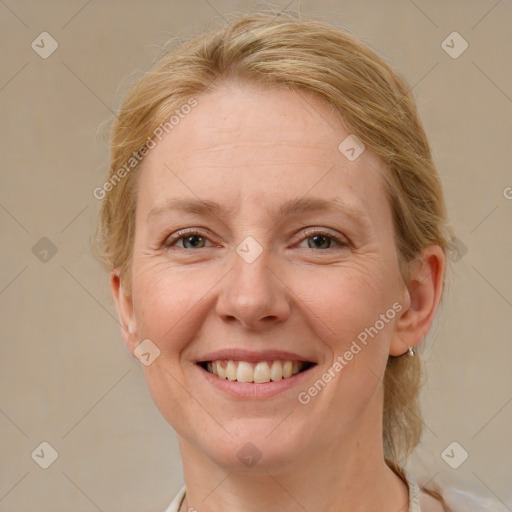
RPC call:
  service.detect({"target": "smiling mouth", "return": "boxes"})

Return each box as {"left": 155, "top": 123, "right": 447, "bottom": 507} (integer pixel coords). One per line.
{"left": 197, "top": 360, "right": 316, "bottom": 384}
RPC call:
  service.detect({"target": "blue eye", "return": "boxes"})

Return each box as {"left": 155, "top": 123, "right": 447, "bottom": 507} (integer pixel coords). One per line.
{"left": 163, "top": 229, "right": 349, "bottom": 251}
{"left": 164, "top": 230, "right": 213, "bottom": 249}
{"left": 179, "top": 234, "right": 206, "bottom": 249}
{"left": 298, "top": 230, "right": 349, "bottom": 250}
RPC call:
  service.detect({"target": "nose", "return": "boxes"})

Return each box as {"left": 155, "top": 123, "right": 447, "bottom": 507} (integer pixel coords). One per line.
{"left": 215, "top": 248, "right": 291, "bottom": 330}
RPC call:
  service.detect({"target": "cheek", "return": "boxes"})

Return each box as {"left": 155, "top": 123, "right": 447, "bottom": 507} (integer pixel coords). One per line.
{"left": 297, "top": 263, "right": 393, "bottom": 342}
{"left": 289, "top": 267, "right": 395, "bottom": 441}
{"left": 131, "top": 261, "right": 221, "bottom": 353}
{"left": 130, "top": 264, "right": 217, "bottom": 437}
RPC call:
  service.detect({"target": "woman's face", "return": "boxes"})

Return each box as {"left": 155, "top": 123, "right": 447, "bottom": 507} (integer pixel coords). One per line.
{"left": 113, "top": 82, "right": 414, "bottom": 470}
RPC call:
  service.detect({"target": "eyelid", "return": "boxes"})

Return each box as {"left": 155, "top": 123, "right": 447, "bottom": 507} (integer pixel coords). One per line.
{"left": 163, "top": 227, "right": 215, "bottom": 248}
{"left": 297, "top": 227, "right": 351, "bottom": 248}
{"left": 163, "top": 226, "right": 351, "bottom": 250}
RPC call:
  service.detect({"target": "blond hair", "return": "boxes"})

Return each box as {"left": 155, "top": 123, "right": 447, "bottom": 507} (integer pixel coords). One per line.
{"left": 94, "top": 9, "right": 451, "bottom": 473}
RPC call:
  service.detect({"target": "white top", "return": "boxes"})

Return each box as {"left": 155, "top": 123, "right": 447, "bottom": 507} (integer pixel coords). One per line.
{"left": 163, "top": 466, "right": 508, "bottom": 511}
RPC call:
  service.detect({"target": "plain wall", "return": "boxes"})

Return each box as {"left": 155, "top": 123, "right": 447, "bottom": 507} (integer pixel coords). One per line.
{"left": 1, "top": 1, "right": 511, "bottom": 510}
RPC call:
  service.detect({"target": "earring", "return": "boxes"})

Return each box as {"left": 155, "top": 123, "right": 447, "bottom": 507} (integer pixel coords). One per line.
{"left": 407, "top": 346, "right": 416, "bottom": 356}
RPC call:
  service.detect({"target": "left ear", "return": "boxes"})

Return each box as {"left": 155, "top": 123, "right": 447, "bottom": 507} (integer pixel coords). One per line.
{"left": 390, "top": 245, "right": 446, "bottom": 356}
{"left": 110, "top": 270, "right": 139, "bottom": 355}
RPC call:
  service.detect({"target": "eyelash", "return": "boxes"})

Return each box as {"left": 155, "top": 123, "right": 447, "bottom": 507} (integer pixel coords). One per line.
{"left": 163, "top": 228, "right": 350, "bottom": 251}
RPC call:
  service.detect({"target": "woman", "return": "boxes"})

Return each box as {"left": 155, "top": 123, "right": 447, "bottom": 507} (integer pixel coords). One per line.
{"left": 94, "top": 10, "right": 495, "bottom": 512}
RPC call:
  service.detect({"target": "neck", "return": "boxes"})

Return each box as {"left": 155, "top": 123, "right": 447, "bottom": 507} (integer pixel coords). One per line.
{"left": 176, "top": 416, "right": 409, "bottom": 512}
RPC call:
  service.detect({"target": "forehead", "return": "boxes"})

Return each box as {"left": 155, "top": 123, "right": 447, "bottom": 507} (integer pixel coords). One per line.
{"left": 135, "top": 82, "right": 391, "bottom": 230}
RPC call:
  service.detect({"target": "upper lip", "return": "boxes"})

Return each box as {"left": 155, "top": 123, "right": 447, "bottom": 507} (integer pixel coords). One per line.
{"left": 197, "top": 349, "right": 316, "bottom": 364}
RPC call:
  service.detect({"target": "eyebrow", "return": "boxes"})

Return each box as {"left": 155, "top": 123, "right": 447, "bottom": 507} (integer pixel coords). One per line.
{"left": 147, "top": 196, "right": 371, "bottom": 227}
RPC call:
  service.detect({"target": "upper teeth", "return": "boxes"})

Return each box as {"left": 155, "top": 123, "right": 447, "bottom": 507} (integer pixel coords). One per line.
{"left": 206, "top": 360, "right": 304, "bottom": 383}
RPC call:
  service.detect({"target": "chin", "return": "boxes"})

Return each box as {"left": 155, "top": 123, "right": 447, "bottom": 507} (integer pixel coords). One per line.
{"left": 200, "top": 423, "right": 311, "bottom": 473}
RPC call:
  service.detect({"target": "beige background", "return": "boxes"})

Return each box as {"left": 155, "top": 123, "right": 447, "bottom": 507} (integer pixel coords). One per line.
{"left": 1, "top": 1, "right": 511, "bottom": 510}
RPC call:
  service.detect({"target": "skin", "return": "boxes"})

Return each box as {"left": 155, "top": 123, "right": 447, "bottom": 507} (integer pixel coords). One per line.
{"left": 110, "top": 81, "right": 445, "bottom": 512}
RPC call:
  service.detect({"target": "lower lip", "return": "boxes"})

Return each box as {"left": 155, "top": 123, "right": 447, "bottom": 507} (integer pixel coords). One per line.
{"left": 197, "top": 364, "right": 315, "bottom": 399}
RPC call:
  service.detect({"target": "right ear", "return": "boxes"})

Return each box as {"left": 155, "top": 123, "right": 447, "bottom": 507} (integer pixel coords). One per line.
{"left": 110, "top": 270, "right": 138, "bottom": 354}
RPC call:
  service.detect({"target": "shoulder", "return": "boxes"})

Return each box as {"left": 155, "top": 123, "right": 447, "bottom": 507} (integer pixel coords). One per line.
{"left": 420, "top": 483, "right": 511, "bottom": 512}
{"left": 419, "top": 489, "right": 446, "bottom": 512}
{"left": 443, "top": 486, "right": 511, "bottom": 512}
